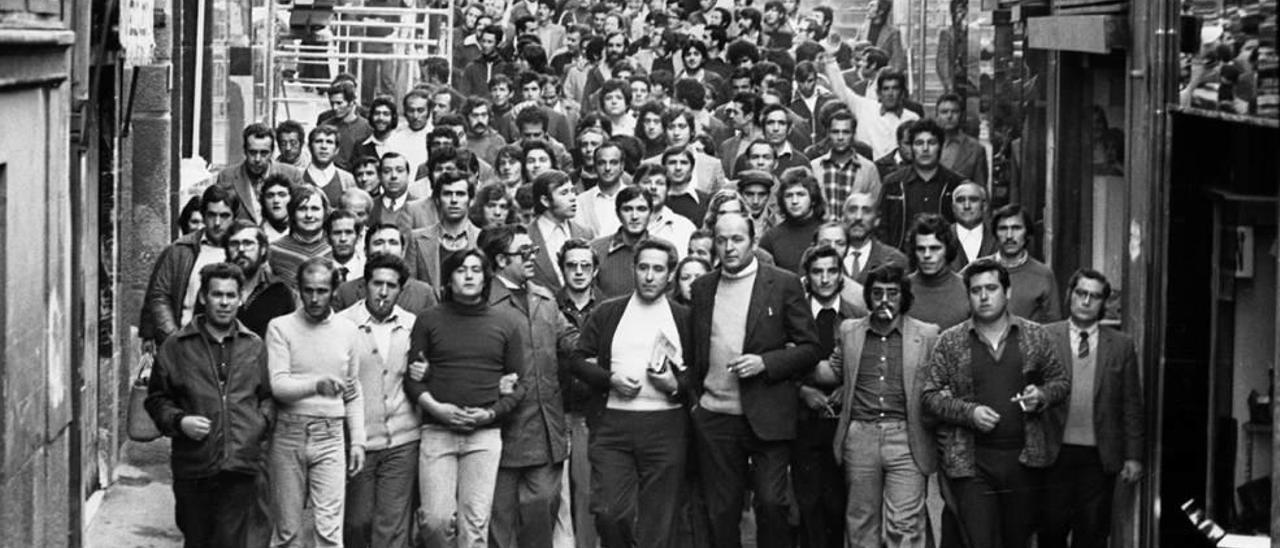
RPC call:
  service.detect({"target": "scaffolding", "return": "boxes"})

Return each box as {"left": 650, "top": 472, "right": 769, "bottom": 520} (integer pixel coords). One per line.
{"left": 263, "top": 0, "right": 454, "bottom": 126}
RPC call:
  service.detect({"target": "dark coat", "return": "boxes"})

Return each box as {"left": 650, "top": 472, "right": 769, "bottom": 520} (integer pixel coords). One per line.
{"left": 686, "top": 263, "right": 822, "bottom": 441}
{"left": 140, "top": 231, "right": 202, "bottom": 342}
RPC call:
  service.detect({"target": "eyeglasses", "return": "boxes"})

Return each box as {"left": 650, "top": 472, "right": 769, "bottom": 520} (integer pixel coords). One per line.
{"left": 1072, "top": 288, "right": 1105, "bottom": 302}
{"left": 504, "top": 245, "right": 540, "bottom": 259}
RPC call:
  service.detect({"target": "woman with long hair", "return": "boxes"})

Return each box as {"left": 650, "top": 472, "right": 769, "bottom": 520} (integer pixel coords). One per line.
{"left": 177, "top": 195, "right": 204, "bottom": 235}
{"left": 635, "top": 101, "right": 669, "bottom": 159}
{"left": 670, "top": 255, "right": 711, "bottom": 306}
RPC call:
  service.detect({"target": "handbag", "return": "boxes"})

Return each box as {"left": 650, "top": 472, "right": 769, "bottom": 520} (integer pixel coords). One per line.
{"left": 127, "top": 351, "right": 162, "bottom": 442}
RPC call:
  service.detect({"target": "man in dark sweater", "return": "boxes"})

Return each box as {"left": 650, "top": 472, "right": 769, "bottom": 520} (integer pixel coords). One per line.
{"left": 589, "top": 186, "right": 653, "bottom": 298}
{"left": 990, "top": 204, "right": 1061, "bottom": 323}
{"left": 322, "top": 81, "right": 373, "bottom": 172}
{"left": 223, "top": 220, "right": 296, "bottom": 338}
{"left": 759, "top": 167, "right": 826, "bottom": 274}
{"left": 878, "top": 119, "right": 970, "bottom": 250}
{"left": 920, "top": 258, "right": 1070, "bottom": 548}
{"left": 906, "top": 213, "right": 969, "bottom": 330}
{"left": 662, "top": 146, "right": 710, "bottom": 226}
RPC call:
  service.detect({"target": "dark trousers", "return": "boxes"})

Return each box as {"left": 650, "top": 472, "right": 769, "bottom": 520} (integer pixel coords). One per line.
{"left": 944, "top": 447, "right": 1043, "bottom": 548}
{"left": 692, "top": 407, "right": 792, "bottom": 548}
{"left": 172, "top": 470, "right": 258, "bottom": 548}
{"left": 344, "top": 440, "right": 419, "bottom": 548}
{"left": 491, "top": 461, "right": 564, "bottom": 548}
{"left": 1040, "top": 445, "right": 1116, "bottom": 548}
{"left": 590, "top": 407, "right": 689, "bottom": 548}
{"left": 791, "top": 417, "right": 845, "bottom": 548}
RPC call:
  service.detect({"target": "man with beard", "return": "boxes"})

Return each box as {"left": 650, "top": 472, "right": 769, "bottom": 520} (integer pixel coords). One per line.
{"left": 387, "top": 89, "right": 431, "bottom": 174}
{"left": 583, "top": 31, "right": 629, "bottom": 100}
{"left": 570, "top": 238, "right": 691, "bottom": 548}
{"left": 304, "top": 125, "right": 357, "bottom": 207}
{"left": 637, "top": 163, "right": 697, "bottom": 256}
{"left": 575, "top": 141, "right": 628, "bottom": 236}
{"left": 791, "top": 244, "right": 864, "bottom": 548}
{"left": 879, "top": 119, "right": 969, "bottom": 250}
{"left": 223, "top": 220, "right": 297, "bottom": 338}
{"left": 368, "top": 152, "right": 438, "bottom": 234}
{"left": 461, "top": 25, "right": 511, "bottom": 99}
{"left": 661, "top": 146, "right": 711, "bottom": 226}
{"left": 990, "top": 204, "right": 1060, "bottom": 323}
{"left": 936, "top": 94, "right": 988, "bottom": 186}
{"left": 331, "top": 222, "right": 438, "bottom": 315}
{"left": 141, "top": 184, "right": 241, "bottom": 345}
{"left": 322, "top": 81, "right": 374, "bottom": 171}
{"left": 462, "top": 96, "right": 508, "bottom": 166}
{"left": 356, "top": 96, "right": 399, "bottom": 166}
{"left": 259, "top": 174, "right": 293, "bottom": 242}
{"left": 276, "top": 120, "right": 310, "bottom": 170}
{"left": 842, "top": 192, "right": 907, "bottom": 285}
{"left": 216, "top": 123, "right": 303, "bottom": 223}
{"left": 811, "top": 110, "right": 881, "bottom": 221}
{"left": 759, "top": 167, "right": 826, "bottom": 273}
{"left": 949, "top": 182, "right": 996, "bottom": 271}
{"left": 589, "top": 186, "right": 655, "bottom": 298}
{"left": 907, "top": 213, "right": 968, "bottom": 331}
{"left": 406, "top": 171, "right": 482, "bottom": 290}
{"left": 339, "top": 253, "right": 422, "bottom": 548}
{"left": 326, "top": 209, "right": 364, "bottom": 283}
{"left": 529, "top": 170, "right": 596, "bottom": 292}
{"left": 809, "top": 6, "right": 854, "bottom": 69}
{"left": 145, "top": 262, "right": 274, "bottom": 548}
{"left": 268, "top": 185, "right": 334, "bottom": 291}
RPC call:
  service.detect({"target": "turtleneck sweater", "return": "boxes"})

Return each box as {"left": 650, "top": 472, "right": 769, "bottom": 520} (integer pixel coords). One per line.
{"left": 908, "top": 270, "right": 969, "bottom": 330}
{"left": 699, "top": 258, "right": 759, "bottom": 415}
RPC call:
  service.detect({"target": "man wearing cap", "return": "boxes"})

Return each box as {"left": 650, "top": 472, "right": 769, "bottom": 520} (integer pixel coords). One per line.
{"left": 736, "top": 170, "right": 779, "bottom": 239}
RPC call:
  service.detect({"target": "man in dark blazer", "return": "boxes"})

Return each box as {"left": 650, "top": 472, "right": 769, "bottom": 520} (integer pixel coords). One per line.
{"left": 570, "top": 238, "right": 692, "bottom": 548}
{"left": 1041, "top": 269, "right": 1145, "bottom": 548}
{"left": 840, "top": 191, "right": 908, "bottom": 286}
{"left": 948, "top": 182, "right": 997, "bottom": 271}
{"left": 685, "top": 212, "right": 822, "bottom": 548}
{"left": 366, "top": 152, "right": 438, "bottom": 234}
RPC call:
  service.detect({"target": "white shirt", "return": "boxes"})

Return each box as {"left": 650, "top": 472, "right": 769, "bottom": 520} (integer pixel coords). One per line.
{"left": 387, "top": 125, "right": 431, "bottom": 174}
{"left": 607, "top": 295, "right": 683, "bottom": 411}
{"left": 648, "top": 207, "right": 696, "bottom": 259}
{"left": 335, "top": 252, "right": 366, "bottom": 284}
{"left": 382, "top": 194, "right": 407, "bottom": 213}
{"left": 840, "top": 91, "right": 920, "bottom": 160}
{"left": 575, "top": 185, "right": 622, "bottom": 237}
{"left": 181, "top": 238, "right": 227, "bottom": 326}
{"left": 809, "top": 296, "right": 841, "bottom": 319}
{"left": 956, "top": 223, "right": 985, "bottom": 262}
{"left": 306, "top": 163, "right": 338, "bottom": 187}
{"left": 536, "top": 215, "right": 574, "bottom": 282}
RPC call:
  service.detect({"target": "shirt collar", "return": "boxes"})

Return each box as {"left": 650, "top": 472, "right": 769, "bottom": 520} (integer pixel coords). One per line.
{"left": 536, "top": 215, "right": 571, "bottom": 236}
{"left": 351, "top": 302, "right": 409, "bottom": 330}
{"left": 608, "top": 230, "right": 645, "bottom": 254}
{"left": 809, "top": 295, "right": 840, "bottom": 318}
{"left": 382, "top": 194, "right": 406, "bottom": 210}
{"left": 669, "top": 184, "right": 700, "bottom": 201}
{"left": 820, "top": 152, "right": 857, "bottom": 170}
{"left": 307, "top": 162, "right": 337, "bottom": 182}
{"left": 1069, "top": 321, "right": 1099, "bottom": 341}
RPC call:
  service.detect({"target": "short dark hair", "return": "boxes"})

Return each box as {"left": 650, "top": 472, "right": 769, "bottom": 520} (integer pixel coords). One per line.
{"left": 828, "top": 109, "right": 857, "bottom": 133}
{"left": 461, "top": 95, "right": 493, "bottom": 118}
{"left": 364, "top": 222, "right": 406, "bottom": 253}
{"left": 863, "top": 263, "right": 914, "bottom": 315}
{"left": 800, "top": 244, "right": 845, "bottom": 295}
{"left": 558, "top": 238, "right": 597, "bottom": 269}
{"left": 481, "top": 24, "right": 504, "bottom": 43}
{"left": 308, "top": 124, "right": 339, "bottom": 145}
{"left": 379, "top": 151, "right": 411, "bottom": 173}
{"left": 673, "top": 78, "right": 708, "bottom": 110}
{"left": 908, "top": 118, "right": 946, "bottom": 148}
{"left": 326, "top": 81, "right": 357, "bottom": 102}
{"left": 876, "top": 70, "right": 909, "bottom": 94}
{"left": 353, "top": 154, "right": 380, "bottom": 172}
{"left": 660, "top": 145, "right": 694, "bottom": 166}
{"left": 757, "top": 103, "right": 791, "bottom": 128}
{"left": 477, "top": 223, "right": 530, "bottom": 268}
{"left": 222, "top": 219, "right": 269, "bottom": 251}
{"left": 906, "top": 213, "right": 959, "bottom": 269}
{"left": 614, "top": 185, "right": 653, "bottom": 217}
{"left": 297, "top": 256, "right": 342, "bottom": 290}
{"left": 895, "top": 119, "right": 917, "bottom": 143}
{"left": 521, "top": 139, "right": 560, "bottom": 178}
{"left": 633, "top": 162, "right": 669, "bottom": 186}
{"left": 991, "top": 203, "right": 1036, "bottom": 238}
{"left": 531, "top": 169, "right": 574, "bottom": 215}
{"left": 324, "top": 208, "right": 359, "bottom": 236}
{"left": 201, "top": 183, "right": 242, "bottom": 219}
{"left": 199, "top": 262, "right": 246, "bottom": 296}
{"left": 440, "top": 248, "right": 494, "bottom": 303}
{"left": 242, "top": 122, "right": 275, "bottom": 150}
{"left": 936, "top": 92, "right": 963, "bottom": 110}
{"left": 426, "top": 145, "right": 461, "bottom": 177}
{"left": 962, "top": 257, "right": 1011, "bottom": 291}
{"left": 363, "top": 252, "right": 410, "bottom": 287}
{"left": 775, "top": 167, "right": 826, "bottom": 221}
{"left": 1066, "top": 267, "right": 1112, "bottom": 306}
{"left": 432, "top": 170, "right": 475, "bottom": 204}
{"left": 515, "top": 104, "right": 550, "bottom": 130}
{"left": 634, "top": 238, "right": 679, "bottom": 271}
{"left": 275, "top": 120, "right": 305, "bottom": 142}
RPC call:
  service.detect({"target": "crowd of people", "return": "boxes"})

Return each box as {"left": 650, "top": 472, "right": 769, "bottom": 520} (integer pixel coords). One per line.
{"left": 145, "top": 0, "right": 1146, "bottom": 547}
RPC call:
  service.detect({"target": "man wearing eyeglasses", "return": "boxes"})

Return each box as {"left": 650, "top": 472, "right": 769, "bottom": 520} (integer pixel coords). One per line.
{"left": 1040, "top": 269, "right": 1144, "bottom": 548}
{"left": 812, "top": 263, "right": 939, "bottom": 547}
{"left": 478, "top": 224, "right": 580, "bottom": 548}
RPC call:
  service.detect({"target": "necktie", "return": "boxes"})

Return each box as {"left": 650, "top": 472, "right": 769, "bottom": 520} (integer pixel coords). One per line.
{"left": 848, "top": 251, "right": 863, "bottom": 280}
{"left": 337, "top": 266, "right": 349, "bottom": 283}
{"left": 1078, "top": 331, "right": 1090, "bottom": 358}
{"left": 816, "top": 308, "right": 838, "bottom": 356}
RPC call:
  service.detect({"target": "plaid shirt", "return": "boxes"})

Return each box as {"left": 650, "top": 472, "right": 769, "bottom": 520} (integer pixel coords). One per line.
{"left": 812, "top": 152, "right": 882, "bottom": 221}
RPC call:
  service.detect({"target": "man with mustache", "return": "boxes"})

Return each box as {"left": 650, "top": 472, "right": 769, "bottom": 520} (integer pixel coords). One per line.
{"left": 841, "top": 192, "right": 907, "bottom": 285}
{"left": 989, "top": 204, "right": 1060, "bottom": 323}
{"left": 462, "top": 96, "right": 508, "bottom": 166}
{"left": 386, "top": 89, "right": 431, "bottom": 174}
{"left": 223, "top": 220, "right": 297, "bottom": 338}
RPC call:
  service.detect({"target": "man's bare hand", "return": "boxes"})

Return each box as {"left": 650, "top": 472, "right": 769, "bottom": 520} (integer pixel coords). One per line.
{"left": 180, "top": 415, "right": 212, "bottom": 440}
{"left": 647, "top": 364, "right": 678, "bottom": 396}
{"left": 799, "top": 385, "right": 833, "bottom": 415}
{"left": 971, "top": 405, "right": 1001, "bottom": 432}
{"left": 408, "top": 352, "right": 430, "bottom": 382}
{"left": 498, "top": 373, "right": 519, "bottom": 395}
{"left": 315, "top": 375, "right": 345, "bottom": 397}
{"left": 727, "top": 354, "right": 765, "bottom": 378}
{"left": 610, "top": 373, "right": 642, "bottom": 398}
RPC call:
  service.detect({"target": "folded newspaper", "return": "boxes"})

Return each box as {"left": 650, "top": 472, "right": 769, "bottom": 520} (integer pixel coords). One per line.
{"left": 648, "top": 330, "right": 683, "bottom": 374}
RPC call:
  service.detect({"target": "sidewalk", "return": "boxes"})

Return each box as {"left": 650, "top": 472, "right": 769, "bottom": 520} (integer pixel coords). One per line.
{"left": 84, "top": 439, "right": 181, "bottom": 548}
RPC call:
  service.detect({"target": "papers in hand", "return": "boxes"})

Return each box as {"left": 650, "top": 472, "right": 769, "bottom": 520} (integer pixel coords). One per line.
{"left": 648, "top": 331, "right": 682, "bottom": 374}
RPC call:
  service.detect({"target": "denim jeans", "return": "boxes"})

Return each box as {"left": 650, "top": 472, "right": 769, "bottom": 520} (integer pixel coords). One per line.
{"left": 842, "top": 420, "right": 929, "bottom": 548}
{"left": 344, "top": 440, "right": 419, "bottom": 548}
{"left": 269, "top": 412, "right": 348, "bottom": 547}
{"left": 417, "top": 424, "right": 503, "bottom": 548}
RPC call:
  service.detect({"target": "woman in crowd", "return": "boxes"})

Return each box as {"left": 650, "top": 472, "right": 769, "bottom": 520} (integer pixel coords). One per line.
{"left": 671, "top": 255, "right": 711, "bottom": 306}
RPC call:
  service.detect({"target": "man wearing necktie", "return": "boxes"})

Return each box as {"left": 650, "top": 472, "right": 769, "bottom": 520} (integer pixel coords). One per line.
{"left": 1041, "top": 269, "right": 1145, "bottom": 548}
{"left": 840, "top": 192, "right": 907, "bottom": 285}
{"left": 793, "top": 244, "right": 867, "bottom": 547}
